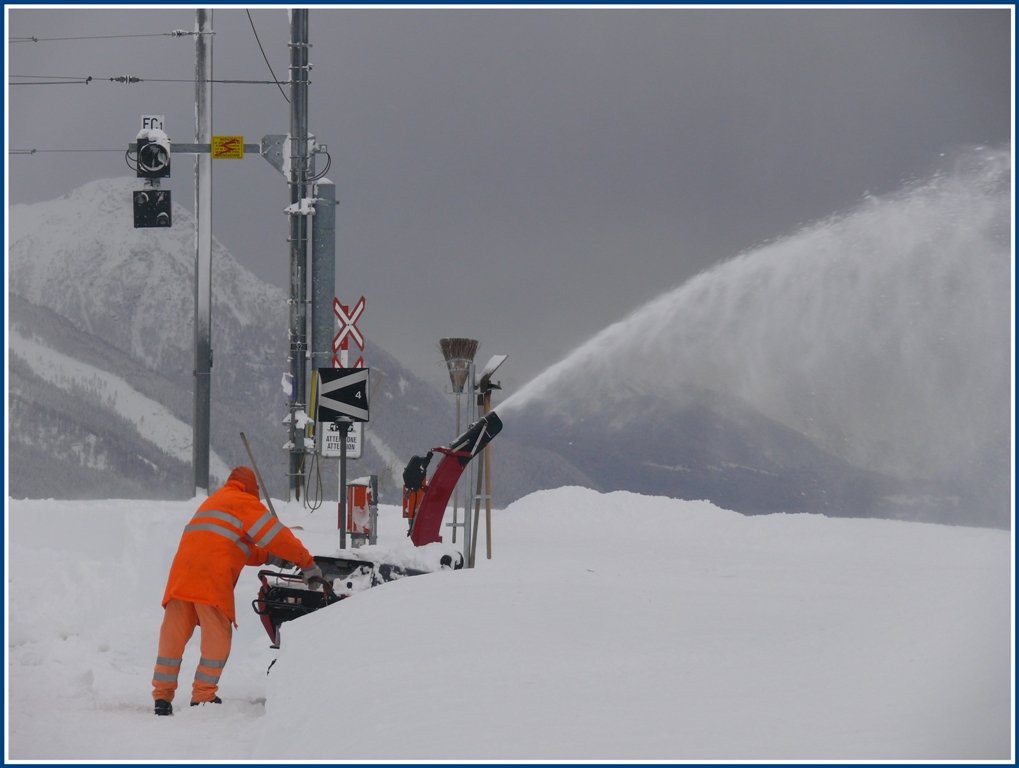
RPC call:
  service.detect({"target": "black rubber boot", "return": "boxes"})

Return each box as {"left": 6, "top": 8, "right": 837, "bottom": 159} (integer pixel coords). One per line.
{"left": 190, "top": 696, "right": 222, "bottom": 706}
{"left": 154, "top": 699, "right": 173, "bottom": 716}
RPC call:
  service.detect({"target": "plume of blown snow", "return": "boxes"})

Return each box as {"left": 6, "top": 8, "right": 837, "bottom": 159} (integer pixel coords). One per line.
{"left": 501, "top": 147, "right": 1011, "bottom": 486}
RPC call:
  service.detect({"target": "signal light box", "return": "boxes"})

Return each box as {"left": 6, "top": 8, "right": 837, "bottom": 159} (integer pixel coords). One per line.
{"left": 136, "top": 138, "right": 171, "bottom": 179}
{"left": 133, "top": 189, "right": 172, "bottom": 228}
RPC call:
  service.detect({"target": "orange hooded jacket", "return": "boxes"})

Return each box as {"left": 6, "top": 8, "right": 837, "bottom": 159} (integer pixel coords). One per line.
{"left": 161, "top": 468, "right": 315, "bottom": 624}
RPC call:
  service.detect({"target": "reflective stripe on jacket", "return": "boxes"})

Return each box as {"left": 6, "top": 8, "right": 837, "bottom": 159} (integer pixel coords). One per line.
{"left": 161, "top": 478, "right": 315, "bottom": 623}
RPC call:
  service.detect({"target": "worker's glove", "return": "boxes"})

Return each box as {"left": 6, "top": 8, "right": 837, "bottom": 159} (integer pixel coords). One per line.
{"left": 267, "top": 555, "right": 295, "bottom": 569}
{"left": 301, "top": 564, "right": 324, "bottom": 588}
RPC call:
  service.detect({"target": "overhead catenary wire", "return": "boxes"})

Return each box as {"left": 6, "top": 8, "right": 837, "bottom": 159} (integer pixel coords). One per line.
{"left": 9, "top": 148, "right": 126, "bottom": 155}
{"left": 122, "top": 76, "right": 289, "bottom": 84}
{"left": 10, "top": 74, "right": 288, "bottom": 86}
{"left": 9, "top": 30, "right": 211, "bottom": 43}
{"left": 8, "top": 74, "right": 92, "bottom": 81}
{"left": 11, "top": 19, "right": 290, "bottom": 92}
{"left": 246, "top": 9, "right": 289, "bottom": 104}
{"left": 9, "top": 74, "right": 93, "bottom": 85}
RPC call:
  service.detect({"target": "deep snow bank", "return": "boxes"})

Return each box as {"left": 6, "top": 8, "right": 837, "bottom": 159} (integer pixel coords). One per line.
{"left": 5, "top": 488, "right": 1013, "bottom": 761}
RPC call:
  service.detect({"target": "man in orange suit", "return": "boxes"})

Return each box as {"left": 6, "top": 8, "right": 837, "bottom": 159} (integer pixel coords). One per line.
{"left": 151, "top": 466, "right": 321, "bottom": 716}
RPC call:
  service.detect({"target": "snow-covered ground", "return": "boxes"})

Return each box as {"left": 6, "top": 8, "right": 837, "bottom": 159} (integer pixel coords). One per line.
{"left": 5, "top": 487, "right": 1013, "bottom": 761}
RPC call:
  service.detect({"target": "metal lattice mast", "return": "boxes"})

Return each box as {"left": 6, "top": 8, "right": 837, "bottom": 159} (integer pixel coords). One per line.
{"left": 286, "top": 9, "right": 311, "bottom": 499}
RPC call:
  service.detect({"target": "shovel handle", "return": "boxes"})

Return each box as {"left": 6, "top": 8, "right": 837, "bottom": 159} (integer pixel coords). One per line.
{"left": 240, "top": 432, "right": 279, "bottom": 519}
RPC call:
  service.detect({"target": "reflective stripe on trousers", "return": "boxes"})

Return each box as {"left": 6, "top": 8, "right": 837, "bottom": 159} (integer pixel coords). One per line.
{"left": 194, "top": 656, "right": 226, "bottom": 685}
{"left": 152, "top": 599, "right": 233, "bottom": 703}
{"left": 153, "top": 655, "right": 182, "bottom": 686}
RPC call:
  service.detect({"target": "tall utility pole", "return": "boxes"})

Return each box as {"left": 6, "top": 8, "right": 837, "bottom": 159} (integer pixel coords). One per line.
{"left": 193, "top": 8, "right": 213, "bottom": 495}
{"left": 286, "top": 9, "right": 311, "bottom": 499}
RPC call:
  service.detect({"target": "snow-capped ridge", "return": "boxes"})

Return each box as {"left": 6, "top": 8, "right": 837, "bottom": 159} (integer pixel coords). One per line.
{"left": 8, "top": 177, "right": 462, "bottom": 502}
{"left": 9, "top": 176, "right": 287, "bottom": 370}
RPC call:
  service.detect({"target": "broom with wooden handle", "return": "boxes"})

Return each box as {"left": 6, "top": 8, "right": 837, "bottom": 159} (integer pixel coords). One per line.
{"left": 240, "top": 431, "right": 279, "bottom": 519}
{"left": 439, "top": 338, "right": 479, "bottom": 544}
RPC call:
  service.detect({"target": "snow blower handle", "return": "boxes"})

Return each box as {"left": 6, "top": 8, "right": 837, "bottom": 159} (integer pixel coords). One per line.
{"left": 240, "top": 431, "right": 279, "bottom": 519}
{"left": 301, "top": 563, "right": 335, "bottom": 597}
{"left": 306, "top": 576, "right": 335, "bottom": 597}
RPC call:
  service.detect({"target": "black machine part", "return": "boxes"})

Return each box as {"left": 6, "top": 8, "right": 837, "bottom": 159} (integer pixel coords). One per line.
{"left": 252, "top": 555, "right": 434, "bottom": 648}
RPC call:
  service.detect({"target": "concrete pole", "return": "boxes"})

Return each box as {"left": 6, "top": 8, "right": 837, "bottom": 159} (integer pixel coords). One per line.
{"left": 287, "top": 9, "right": 311, "bottom": 499}
{"left": 192, "top": 8, "right": 213, "bottom": 495}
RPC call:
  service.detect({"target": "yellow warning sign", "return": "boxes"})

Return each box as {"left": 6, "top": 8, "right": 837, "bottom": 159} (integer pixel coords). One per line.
{"left": 211, "top": 136, "right": 244, "bottom": 159}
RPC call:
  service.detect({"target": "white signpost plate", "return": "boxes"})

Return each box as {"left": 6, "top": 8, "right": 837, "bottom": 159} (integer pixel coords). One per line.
{"left": 322, "top": 421, "right": 362, "bottom": 459}
{"left": 141, "top": 114, "right": 165, "bottom": 132}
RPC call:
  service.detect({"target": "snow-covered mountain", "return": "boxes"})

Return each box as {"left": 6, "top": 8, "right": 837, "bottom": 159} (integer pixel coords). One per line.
{"left": 7, "top": 178, "right": 462, "bottom": 502}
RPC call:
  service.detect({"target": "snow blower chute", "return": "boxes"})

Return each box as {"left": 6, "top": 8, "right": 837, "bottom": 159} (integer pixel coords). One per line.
{"left": 251, "top": 412, "right": 503, "bottom": 647}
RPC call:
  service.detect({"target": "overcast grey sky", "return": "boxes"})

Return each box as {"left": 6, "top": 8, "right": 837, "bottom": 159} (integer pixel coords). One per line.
{"left": 6, "top": 6, "right": 1012, "bottom": 395}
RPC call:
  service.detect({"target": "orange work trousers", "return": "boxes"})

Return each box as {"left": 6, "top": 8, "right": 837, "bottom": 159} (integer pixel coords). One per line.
{"left": 152, "top": 599, "right": 232, "bottom": 704}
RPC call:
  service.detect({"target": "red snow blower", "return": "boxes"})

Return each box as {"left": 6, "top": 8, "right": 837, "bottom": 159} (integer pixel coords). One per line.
{"left": 251, "top": 412, "right": 502, "bottom": 647}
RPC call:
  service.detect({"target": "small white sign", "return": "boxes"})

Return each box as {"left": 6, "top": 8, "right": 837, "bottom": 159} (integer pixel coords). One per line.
{"left": 321, "top": 421, "right": 362, "bottom": 459}
{"left": 141, "top": 114, "right": 165, "bottom": 132}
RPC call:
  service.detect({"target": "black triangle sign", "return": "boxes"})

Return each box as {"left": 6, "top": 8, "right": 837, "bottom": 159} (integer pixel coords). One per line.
{"left": 317, "top": 368, "right": 370, "bottom": 423}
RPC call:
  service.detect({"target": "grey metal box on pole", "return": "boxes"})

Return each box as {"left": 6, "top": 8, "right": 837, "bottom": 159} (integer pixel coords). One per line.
{"left": 311, "top": 180, "right": 336, "bottom": 376}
